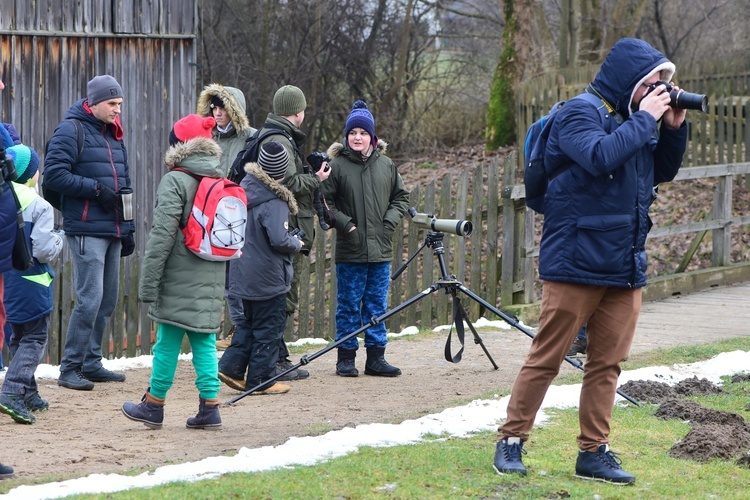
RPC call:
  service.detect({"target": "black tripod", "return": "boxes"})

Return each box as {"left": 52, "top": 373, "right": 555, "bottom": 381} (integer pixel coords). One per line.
{"left": 225, "top": 231, "right": 638, "bottom": 406}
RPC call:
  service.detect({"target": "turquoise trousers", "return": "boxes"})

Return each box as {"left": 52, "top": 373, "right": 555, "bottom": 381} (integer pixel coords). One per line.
{"left": 149, "top": 323, "right": 220, "bottom": 400}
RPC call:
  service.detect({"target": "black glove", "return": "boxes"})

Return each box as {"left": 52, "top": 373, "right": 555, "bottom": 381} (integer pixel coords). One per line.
{"left": 120, "top": 232, "right": 135, "bottom": 257}
{"left": 313, "top": 190, "right": 331, "bottom": 231}
{"left": 96, "top": 183, "right": 119, "bottom": 212}
{"left": 321, "top": 194, "right": 336, "bottom": 228}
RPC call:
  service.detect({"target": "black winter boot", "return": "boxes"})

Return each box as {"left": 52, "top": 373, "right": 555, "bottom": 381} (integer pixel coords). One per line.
{"left": 336, "top": 348, "right": 358, "bottom": 377}
{"left": 122, "top": 390, "right": 164, "bottom": 429}
{"left": 365, "top": 346, "right": 401, "bottom": 377}
{"left": 186, "top": 397, "right": 222, "bottom": 429}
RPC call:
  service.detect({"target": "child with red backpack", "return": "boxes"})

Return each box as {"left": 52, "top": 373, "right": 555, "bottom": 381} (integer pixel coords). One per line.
{"left": 122, "top": 114, "right": 244, "bottom": 429}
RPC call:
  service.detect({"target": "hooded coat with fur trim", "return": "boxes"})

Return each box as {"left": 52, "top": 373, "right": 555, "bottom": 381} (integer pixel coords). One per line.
{"left": 541, "top": 38, "right": 687, "bottom": 288}
{"left": 229, "top": 163, "right": 302, "bottom": 301}
{"left": 197, "top": 84, "right": 257, "bottom": 177}
{"left": 321, "top": 140, "right": 410, "bottom": 263}
{"left": 138, "top": 137, "right": 226, "bottom": 333}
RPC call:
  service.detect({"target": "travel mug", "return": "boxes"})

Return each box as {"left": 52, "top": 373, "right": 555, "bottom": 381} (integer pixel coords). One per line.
{"left": 118, "top": 187, "right": 134, "bottom": 221}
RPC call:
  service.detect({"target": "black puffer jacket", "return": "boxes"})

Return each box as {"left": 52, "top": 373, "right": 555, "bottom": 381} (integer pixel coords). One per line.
{"left": 43, "top": 99, "right": 134, "bottom": 237}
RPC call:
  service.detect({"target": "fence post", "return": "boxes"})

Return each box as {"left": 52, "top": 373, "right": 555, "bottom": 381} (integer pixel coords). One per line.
{"left": 500, "top": 154, "right": 516, "bottom": 307}
{"left": 713, "top": 173, "right": 733, "bottom": 266}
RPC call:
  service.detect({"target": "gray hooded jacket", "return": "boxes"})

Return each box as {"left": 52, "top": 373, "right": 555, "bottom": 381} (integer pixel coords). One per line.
{"left": 228, "top": 163, "right": 302, "bottom": 301}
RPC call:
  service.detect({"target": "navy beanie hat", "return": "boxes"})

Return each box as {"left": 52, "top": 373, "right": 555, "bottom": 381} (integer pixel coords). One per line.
{"left": 344, "top": 100, "right": 376, "bottom": 140}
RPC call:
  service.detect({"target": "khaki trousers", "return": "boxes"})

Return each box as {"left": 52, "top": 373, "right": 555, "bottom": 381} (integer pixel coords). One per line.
{"left": 498, "top": 281, "right": 641, "bottom": 451}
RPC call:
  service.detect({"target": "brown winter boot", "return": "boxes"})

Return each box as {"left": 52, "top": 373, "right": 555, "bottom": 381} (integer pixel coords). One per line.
{"left": 122, "top": 390, "right": 165, "bottom": 429}
{"left": 215, "top": 325, "right": 235, "bottom": 351}
{"left": 186, "top": 397, "right": 222, "bottom": 429}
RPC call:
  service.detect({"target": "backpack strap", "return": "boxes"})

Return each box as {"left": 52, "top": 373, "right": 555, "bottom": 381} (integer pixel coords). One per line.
{"left": 69, "top": 119, "right": 85, "bottom": 158}
{"left": 171, "top": 166, "right": 202, "bottom": 181}
{"left": 258, "top": 126, "right": 300, "bottom": 161}
{"left": 546, "top": 92, "right": 617, "bottom": 181}
{"left": 170, "top": 167, "right": 203, "bottom": 229}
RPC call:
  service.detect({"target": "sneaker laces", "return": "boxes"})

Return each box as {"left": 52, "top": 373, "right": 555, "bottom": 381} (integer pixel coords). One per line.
{"left": 598, "top": 448, "right": 624, "bottom": 470}
{"left": 503, "top": 441, "right": 527, "bottom": 462}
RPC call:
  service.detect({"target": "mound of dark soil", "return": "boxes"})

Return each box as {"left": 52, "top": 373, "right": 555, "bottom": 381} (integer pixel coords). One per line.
{"left": 674, "top": 376, "right": 725, "bottom": 396}
{"left": 655, "top": 399, "right": 749, "bottom": 430}
{"left": 619, "top": 378, "right": 750, "bottom": 464}
{"left": 669, "top": 423, "right": 750, "bottom": 461}
{"left": 619, "top": 380, "right": 677, "bottom": 404}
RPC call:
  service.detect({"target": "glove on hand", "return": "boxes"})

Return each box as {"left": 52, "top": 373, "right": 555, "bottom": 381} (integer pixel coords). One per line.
{"left": 314, "top": 191, "right": 331, "bottom": 231}
{"left": 120, "top": 232, "right": 135, "bottom": 257}
{"left": 320, "top": 193, "right": 336, "bottom": 229}
{"left": 96, "top": 183, "right": 119, "bottom": 212}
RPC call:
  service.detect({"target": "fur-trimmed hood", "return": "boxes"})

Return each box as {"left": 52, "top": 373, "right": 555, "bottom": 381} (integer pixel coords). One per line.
{"left": 197, "top": 83, "right": 251, "bottom": 133}
{"left": 243, "top": 162, "right": 299, "bottom": 215}
{"left": 164, "top": 137, "right": 224, "bottom": 178}
{"left": 326, "top": 139, "right": 388, "bottom": 160}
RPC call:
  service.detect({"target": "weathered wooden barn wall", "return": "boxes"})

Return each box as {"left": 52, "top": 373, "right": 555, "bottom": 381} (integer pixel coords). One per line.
{"left": 0, "top": 0, "right": 199, "bottom": 363}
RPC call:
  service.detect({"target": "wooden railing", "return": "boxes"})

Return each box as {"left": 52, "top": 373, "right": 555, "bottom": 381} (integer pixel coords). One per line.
{"left": 501, "top": 157, "right": 750, "bottom": 310}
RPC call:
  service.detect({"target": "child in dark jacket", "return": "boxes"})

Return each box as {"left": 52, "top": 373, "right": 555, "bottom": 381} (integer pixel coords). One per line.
{"left": 218, "top": 142, "right": 303, "bottom": 395}
{"left": 0, "top": 145, "right": 64, "bottom": 424}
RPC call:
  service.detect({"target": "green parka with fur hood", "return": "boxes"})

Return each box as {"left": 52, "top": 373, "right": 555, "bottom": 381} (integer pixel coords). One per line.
{"left": 138, "top": 137, "right": 226, "bottom": 333}
{"left": 321, "top": 140, "right": 410, "bottom": 263}
{"left": 197, "top": 83, "right": 256, "bottom": 177}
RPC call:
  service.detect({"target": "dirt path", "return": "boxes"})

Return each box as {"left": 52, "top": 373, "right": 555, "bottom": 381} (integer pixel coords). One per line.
{"left": 3, "top": 284, "right": 750, "bottom": 483}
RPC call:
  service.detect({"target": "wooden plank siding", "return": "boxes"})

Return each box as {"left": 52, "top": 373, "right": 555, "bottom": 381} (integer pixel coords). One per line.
{"left": 0, "top": 1, "right": 197, "bottom": 365}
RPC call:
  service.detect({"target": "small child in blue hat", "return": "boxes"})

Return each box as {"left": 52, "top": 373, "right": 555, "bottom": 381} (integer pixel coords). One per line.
{"left": 0, "top": 144, "right": 64, "bottom": 424}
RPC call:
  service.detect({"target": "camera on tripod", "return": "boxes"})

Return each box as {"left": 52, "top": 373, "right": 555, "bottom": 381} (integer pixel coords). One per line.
{"left": 408, "top": 207, "right": 473, "bottom": 237}
{"left": 0, "top": 146, "right": 18, "bottom": 186}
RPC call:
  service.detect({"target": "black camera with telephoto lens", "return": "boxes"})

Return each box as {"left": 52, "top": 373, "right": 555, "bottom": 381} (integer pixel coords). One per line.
{"left": 645, "top": 81, "right": 707, "bottom": 112}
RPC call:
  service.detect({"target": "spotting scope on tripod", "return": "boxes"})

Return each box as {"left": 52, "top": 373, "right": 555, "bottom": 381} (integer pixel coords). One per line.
{"left": 408, "top": 208, "right": 473, "bottom": 237}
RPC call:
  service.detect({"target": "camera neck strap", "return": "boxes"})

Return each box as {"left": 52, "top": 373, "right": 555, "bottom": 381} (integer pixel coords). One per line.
{"left": 585, "top": 84, "right": 623, "bottom": 125}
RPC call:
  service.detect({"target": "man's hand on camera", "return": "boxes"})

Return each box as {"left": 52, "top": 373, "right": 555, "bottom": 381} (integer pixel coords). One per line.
{"left": 661, "top": 83, "right": 687, "bottom": 129}
{"left": 639, "top": 83, "right": 671, "bottom": 122}
{"left": 96, "top": 183, "right": 119, "bottom": 211}
{"left": 316, "top": 162, "right": 331, "bottom": 182}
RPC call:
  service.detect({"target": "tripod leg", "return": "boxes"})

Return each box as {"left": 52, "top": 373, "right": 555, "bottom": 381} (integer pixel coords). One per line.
{"left": 445, "top": 295, "right": 499, "bottom": 370}
{"left": 224, "top": 282, "right": 442, "bottom": 406}
{"left": 458, "top": 305, "right": 500, "bottom": 370}
{"left": 456, "top": 284, "right": 639, "bottom": 407}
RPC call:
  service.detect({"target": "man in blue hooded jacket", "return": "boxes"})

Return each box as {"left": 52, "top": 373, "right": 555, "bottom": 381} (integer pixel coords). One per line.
{"left": 43, "top": 75, "right": 134, "bottom": 390}
{"left": 493, "top": 38, "right": 688, "bottom": 484}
